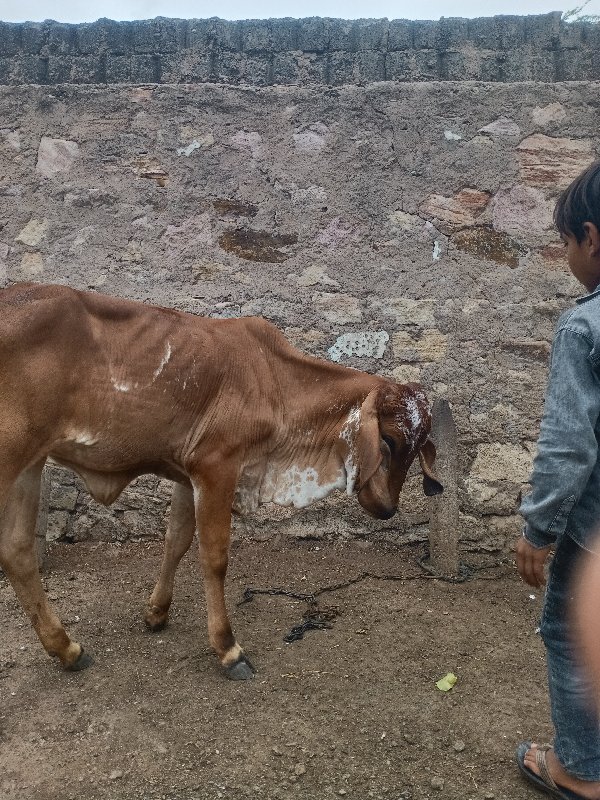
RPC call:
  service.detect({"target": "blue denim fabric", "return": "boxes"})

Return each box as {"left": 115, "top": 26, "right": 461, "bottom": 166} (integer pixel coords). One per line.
{"left": 540, "top": 533, "right": 600, "bottom": 780}
{"left": 520, "top": 285, "right": 600, "bottom": 552}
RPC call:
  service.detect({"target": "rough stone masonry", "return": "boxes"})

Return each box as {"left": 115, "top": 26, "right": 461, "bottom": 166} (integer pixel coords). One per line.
{"left": 0, "top": 12, "right": 598, "bottom": 551}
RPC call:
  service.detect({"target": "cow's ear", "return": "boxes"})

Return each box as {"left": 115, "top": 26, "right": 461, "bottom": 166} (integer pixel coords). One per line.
{"left": 419, "top": 439, "right": 444, "bottom": 496}
{"left": 355, "top": 389, "right": 382, "bottom": 491}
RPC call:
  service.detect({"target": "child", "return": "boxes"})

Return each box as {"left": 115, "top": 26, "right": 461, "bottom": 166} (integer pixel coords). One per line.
{"left": 517, "top": 160, "right": 600, "bottom": 800}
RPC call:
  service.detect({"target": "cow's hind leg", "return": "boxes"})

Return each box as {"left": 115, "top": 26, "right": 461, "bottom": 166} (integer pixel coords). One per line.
{"left": 145, "top": 482, "right": 195, "bottom": 631}
{"left": 193, "top": 472, "right": 255, "bottom": 681}
{"left": 0, "top": 460, "right": 90, "bottom": 671}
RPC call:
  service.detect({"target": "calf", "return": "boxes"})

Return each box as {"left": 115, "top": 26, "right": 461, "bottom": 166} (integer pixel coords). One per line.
{"left": 0, "top": 283, "right": 442, "bottom": 679}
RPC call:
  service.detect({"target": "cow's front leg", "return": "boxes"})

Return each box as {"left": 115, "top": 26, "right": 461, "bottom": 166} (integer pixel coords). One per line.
{"left": 145, "top": 481, "right": 196, "bottom": 631}
{"left": 193, "top": 471, "right": 255, "bottom": 681}
{"left": 0, "top": 461, "right": 91, "bottom": 671}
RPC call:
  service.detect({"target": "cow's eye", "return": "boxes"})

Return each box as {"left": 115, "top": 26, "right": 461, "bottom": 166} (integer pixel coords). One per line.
{"left": 382, "top": 435, "right": 395, "bottom": 455}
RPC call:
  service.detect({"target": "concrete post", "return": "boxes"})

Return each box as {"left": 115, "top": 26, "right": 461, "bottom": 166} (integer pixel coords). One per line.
{"left": 35, "top": 468, "right": 50, "bottom": 571}
{"left": 427, "top": 398, "right": 460, "bottom": 576}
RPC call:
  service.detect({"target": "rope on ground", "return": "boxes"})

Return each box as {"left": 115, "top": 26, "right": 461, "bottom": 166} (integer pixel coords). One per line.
{"left": 238, "top": 553, "right": 513, "bottom": 642}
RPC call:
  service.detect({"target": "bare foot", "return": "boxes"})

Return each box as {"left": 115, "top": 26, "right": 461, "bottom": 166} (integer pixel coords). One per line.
{"left": 524, "top": 743, "right": 600, "bottom": 800}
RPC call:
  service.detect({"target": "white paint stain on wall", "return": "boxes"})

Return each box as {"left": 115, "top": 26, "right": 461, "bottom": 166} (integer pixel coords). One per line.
{"left": 328, "top": 331, "right": 389, "bottom": 363}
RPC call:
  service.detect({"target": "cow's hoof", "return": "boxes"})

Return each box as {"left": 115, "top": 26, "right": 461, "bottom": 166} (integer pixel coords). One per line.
{"left": 66, "top": 649, "right": 93, "bottom": 672}
{"left": 145, "top": 616, "right": 168, "bottom": 633}
{"left": 225, "top": 656, "right": 256, "bottom": 681}
{"left": 144, "top": 608, "right": 168, "bottom": 632}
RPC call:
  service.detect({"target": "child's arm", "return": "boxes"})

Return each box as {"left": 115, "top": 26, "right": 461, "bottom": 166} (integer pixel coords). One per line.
{"left": 520, "top": 323, "right": 600, "bottom": 555}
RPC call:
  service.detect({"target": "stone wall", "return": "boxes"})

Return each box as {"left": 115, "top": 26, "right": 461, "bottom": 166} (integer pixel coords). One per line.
{"left": 1, "top": 16, "right": 598, "bottom": 552}
{"left": 0, "top": 13, "right": 600, "bottom": 85}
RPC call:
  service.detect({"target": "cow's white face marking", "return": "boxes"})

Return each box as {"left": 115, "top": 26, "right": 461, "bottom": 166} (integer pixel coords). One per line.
{"left": 153, "top": 341, "right": 172, "bottom": 380}
{"left": 340, "top": 406, "right": 360, "bottom": 494}
{"left": 395, "top": 390, "right": 429, "bottom": 448}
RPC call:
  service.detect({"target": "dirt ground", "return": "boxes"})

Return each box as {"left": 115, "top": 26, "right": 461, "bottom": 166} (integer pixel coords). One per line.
{"left": 0, "top": 536, "right": 552, "bottom": 800}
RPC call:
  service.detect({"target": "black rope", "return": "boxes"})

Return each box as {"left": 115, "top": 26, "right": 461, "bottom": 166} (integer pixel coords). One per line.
{"left": 237, "top": 554, "right": 511, "bottom": 642}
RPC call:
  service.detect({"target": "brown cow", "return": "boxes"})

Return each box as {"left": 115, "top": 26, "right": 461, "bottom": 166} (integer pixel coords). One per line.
{"left": 0, "top": 283, "right": 442, "bottom": 680}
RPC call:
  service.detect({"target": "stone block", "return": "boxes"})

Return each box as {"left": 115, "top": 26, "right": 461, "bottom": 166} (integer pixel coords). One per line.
{"left": 236, "top": 55, "right": 272, "bottom": 86}
{"left": 211, "top": 19, "right": 243, "bottom": 52}
{"left": 47, "top": 510, "right": 69, "bottom": 542}
{"left": 469, "top": 442, "right": 533, "bottom": 483}
{"left": 47, "top": 22, "right": 77, "bottom": 55}
{"left": 492, "top": 185, "right": 554, "bottom": 238}
{"left": 436, "top": 17, "right": 470, "bottom": 49}
{"left": 370, "top": 297, "right": 435, "bottom": 326}
{"left": 556, "top": 49, "right": 594, "bottom": 81}
{"left": 15, "top": 218, "right": 48, "bottom": 246}
{"left": 496, "top": 15, "right": 527, "bottom": 49}
{"left": 130, "top": 54, "right": 162, "bottom": 83}
{"left": 46, "top": 56, "right": 74, "bottom": 83}
{"left": 20, "top": 22, "right": 45, "bottom": 55}
{"left": 420, "top": 188, "right": 490, "bottom": 228}
{"left": 387, "top": 20, "right": 413, "bottom": 51}
{"left": 385, "top": 51, "right": 413, "bottom": 81}
{"left": 104, "top": 55, "right": 131, "bottom": 83}
{"left": 412, "top": 20, "right": 438, "bottom": 49}
{"left": 452, "top": 227, "right": 527, "bottom": 268}
{"left": 356, "top": 51, "right": 386, "bottom": 82}
{"left": 0, "top": 58, "right": 13, "bottom": 84}
{"left": 297, "top": 17, "right": 330, "bottom": 52}
{"left": 328, "top": 51, "right": 382, "bottom": 85}
{"left": 270, "top": 19, "right": 300, "bottom": 52}
{"left": 16, "top": 55, "right": 48, "bottom": 84}
{"left": 17, "top": 253, "right": 44, "bottom": 278}
{"left": 479, "top": 53, "right": 506, "bottom": 82}
{"left": 36, "top": 137, "right": 80, "bottom": 178}
{"left": 161, "top": 52, "right": 212, "bottom": 83}
{"left": 412, "top": 50, "right": 441, "bottom": 80}
{"left": 130, "top": 20, "right": 160, "bottom": 54}
{"left": 50, "top": 485, "right": 78, "bottom": 511}
{"left": 272, "top": 53, "right": 302, "bottom": 84}
{"left": 466, "top": 16, "right": 500, "bottom": 50}
{"left": 558, "top": 19, "right": 586, "bottom": 50}
{"left": 517, "top": 134, "right": 595, "bottom": 190}
{"left": 70, "top": 55, "right": 106, "bottom": 84}
{"left": 392, "top": 330, "right": 448, "bottom": 362}
{"left": 186, "top": 19, "right": 213, "bottom": 51}
{"left": 214, "top": 51, "right": 246, "bottom": 84}
{"left": 523, "top": 11, "right": 561, "bottom": 50}
{"left": 330, "top": 18, "right": 388, "bottom": 52}
{"left": 240, "top": 19, "right": 272, "bottom": 51}
{"left": 0, "top": 22, "right": 21, "bottom": 56}
{"left": 313, "top": 291, "right": 362, "bottom": 323}
{"left": 527, "top": 53, "right": 558, "bottom": 82}
{"left": 443, "top": 50, "right": 482, "bottom": 81}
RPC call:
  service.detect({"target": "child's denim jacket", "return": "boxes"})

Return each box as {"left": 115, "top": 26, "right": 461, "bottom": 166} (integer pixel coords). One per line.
{"left": 520, "top": 285, "right": 600, "bottom": 552}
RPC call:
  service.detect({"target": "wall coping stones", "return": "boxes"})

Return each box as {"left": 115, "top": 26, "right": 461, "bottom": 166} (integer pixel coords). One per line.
{"left": 0, "top": 12, "right": 599, "bottom": 85}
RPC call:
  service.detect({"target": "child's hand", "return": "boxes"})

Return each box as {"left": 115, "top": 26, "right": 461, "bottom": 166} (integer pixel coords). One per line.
{"left": 515, "top": 534, "right": 553, "bottom": 588}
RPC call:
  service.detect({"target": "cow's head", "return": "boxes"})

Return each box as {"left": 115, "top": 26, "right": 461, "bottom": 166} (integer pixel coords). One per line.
{"left": 353, "top": 383, "right": 443, "bottom": 520}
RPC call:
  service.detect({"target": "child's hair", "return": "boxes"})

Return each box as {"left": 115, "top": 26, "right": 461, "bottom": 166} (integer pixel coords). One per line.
{"left": 555, "top": 161, "right": 600, "bottom": 242}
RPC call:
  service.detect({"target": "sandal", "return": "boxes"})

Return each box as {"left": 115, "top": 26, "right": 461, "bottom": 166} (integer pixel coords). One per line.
{"left": 516, "top": 742, "right": 586, "bottom": 800}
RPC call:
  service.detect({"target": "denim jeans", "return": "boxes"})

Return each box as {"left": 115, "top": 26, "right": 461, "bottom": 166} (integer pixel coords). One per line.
{"left": 540, "top": 533, "right": 600, "bottom": 780}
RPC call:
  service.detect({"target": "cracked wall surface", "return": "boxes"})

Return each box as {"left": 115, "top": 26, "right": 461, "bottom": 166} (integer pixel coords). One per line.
{"left": 1, "top": 18, "right": 598, "bottom": 551}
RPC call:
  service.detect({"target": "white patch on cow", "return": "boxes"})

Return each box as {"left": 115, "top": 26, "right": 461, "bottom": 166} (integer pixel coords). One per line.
{"left": 340, "top": 406, "right": 361, "bottom": 494}
{"left": 262, "top": 465, "right": 346, "bottom": 509}
{"left": 66, "top": 430, "right": 99, "bottom": 446}
{"left": 112, "top": 379, "right": 131, "bottom": 392}
{"left": 153, "top": 342, "right": 172, "bottom": 380}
